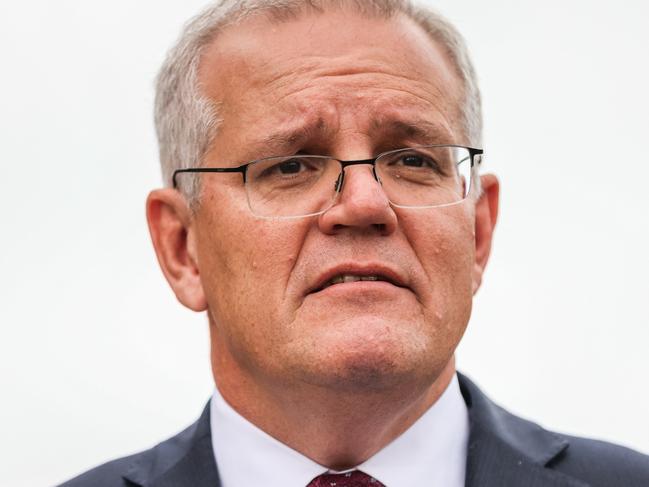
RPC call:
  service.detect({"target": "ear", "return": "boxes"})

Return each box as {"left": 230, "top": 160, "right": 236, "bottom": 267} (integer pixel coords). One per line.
{"left": 472, "top": 174, "right": 499, "bottom": 294}
{"left": 146, "top": 189, "right": 207, "bottom": 311}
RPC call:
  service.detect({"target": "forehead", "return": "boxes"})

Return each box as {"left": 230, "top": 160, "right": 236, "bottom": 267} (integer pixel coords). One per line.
{"left": 198, "top": 8, "right": 464, "bottom": 158}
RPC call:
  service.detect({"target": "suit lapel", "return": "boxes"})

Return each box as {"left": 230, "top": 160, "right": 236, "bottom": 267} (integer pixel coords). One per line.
{"left": 458, "top": 373, "right": 590, "bottom": 487}
{"left": 123, "top": 402, "right": 221, "bottom": 487}
{"left": 123, "top": 375, "right": 592, "bottom": 487}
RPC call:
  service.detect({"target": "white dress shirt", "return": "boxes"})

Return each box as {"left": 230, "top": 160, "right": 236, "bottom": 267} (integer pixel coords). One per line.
{"left": 210, "top": 373, "right": 469, "bottom": 487}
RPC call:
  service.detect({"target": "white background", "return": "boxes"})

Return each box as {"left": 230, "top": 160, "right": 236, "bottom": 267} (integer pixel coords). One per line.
{"left": 1, "top": 0, "right": 648, "bottom": 485}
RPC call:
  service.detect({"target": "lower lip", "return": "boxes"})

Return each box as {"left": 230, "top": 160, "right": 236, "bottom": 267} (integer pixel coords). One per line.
{"left": 309, "top": 280, "right": 407, "bottom": 297}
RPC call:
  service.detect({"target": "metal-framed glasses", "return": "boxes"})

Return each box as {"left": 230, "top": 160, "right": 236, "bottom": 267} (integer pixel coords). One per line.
{"left": 172, "top": 144, "right": 483, "bottom": 219}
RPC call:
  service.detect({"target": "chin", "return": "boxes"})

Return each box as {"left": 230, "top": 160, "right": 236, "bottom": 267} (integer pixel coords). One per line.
{"left": 286, "top": 317, "right": 444, "bottom": 393}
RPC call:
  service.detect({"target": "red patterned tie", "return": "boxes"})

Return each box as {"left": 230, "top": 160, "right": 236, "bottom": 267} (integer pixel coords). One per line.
{"left": 307, "top": 470, "right": 385, "bottom": 487}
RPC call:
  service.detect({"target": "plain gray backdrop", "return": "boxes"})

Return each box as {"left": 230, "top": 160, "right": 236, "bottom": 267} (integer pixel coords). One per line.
{"left": 1, "top": 0, "right": 648, "bottom": 485}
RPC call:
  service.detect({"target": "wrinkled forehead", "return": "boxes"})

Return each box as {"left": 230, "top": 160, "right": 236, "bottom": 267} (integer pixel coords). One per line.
{"left": 197, "top": 7, "right": 465, "bottom": 150}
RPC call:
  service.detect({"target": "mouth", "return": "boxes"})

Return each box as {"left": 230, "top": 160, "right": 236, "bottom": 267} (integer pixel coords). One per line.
{"left": 307, "top": 267, "right": 409, "bottom": 295}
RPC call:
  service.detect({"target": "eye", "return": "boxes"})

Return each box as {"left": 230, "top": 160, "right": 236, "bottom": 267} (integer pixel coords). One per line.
{"left": 389, "top": 151, "right": 445, "bottom": 175}
{"left": 251, "top": 156, "right": 328, "bottom": 184}
{"left": 401, "top": 154, "right": 430, "bottom": 168}
{"left": 276, "top": 159, "right": 304, "bottom": 175}
{"left": 258, "top": 157, "right": 313, "bottom": 178}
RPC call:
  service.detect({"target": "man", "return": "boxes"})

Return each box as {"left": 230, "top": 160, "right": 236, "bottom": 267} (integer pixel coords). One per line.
{"left": 61, "top": 0, "right": 649, "bottom": 485}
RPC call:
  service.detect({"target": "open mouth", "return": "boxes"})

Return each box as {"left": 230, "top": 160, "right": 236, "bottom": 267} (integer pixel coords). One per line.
{"left": 309, "top": 272, "right": 406, "bottom": 294}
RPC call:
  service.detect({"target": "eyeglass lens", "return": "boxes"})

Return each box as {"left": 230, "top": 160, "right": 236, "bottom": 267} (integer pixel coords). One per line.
{"left": 243, "top": 146, "right": 472, "bottom": 218}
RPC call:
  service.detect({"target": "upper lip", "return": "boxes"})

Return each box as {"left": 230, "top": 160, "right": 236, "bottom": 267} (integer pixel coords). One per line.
{"left": 307, "top": 263, "right": 410, "bottom": 295}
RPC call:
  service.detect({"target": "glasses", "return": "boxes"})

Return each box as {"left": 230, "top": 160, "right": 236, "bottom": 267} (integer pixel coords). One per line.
{"left": 173, "top": 145, "right": 483, "bottom": 219}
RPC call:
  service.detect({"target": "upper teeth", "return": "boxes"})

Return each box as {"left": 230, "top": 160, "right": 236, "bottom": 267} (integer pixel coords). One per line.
{"left": 325, "top": 274, "right": 384, "bottom": 287}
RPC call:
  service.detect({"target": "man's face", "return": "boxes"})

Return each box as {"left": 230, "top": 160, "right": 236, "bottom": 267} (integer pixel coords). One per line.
{"left": 192, "top": 10, "right": 479, "bottom": 392}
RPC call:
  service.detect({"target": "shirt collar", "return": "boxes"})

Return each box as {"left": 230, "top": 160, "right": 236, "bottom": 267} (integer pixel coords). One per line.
{"left": 210, "top": 373, "right": 469, "bottom": 487}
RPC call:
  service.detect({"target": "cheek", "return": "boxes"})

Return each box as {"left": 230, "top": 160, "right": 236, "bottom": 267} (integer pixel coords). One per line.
{"left": 401, "top": 205, "right": 475, "bottom": 319}
{"left": 196, "top": 197, "right": 309, "bottom": 336}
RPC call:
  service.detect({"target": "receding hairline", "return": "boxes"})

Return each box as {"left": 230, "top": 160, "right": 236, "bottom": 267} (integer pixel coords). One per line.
{"left": 222, "top": 0, "right": 405, "bottom": 24}
{"left": 194, "top": 5, "right": 468, "bottom": 149}
{"left": 196, "top": 3, "right": 467, "bottom": 99}
{"left": 154, "top": 0, "right": 483, "bottom": 204}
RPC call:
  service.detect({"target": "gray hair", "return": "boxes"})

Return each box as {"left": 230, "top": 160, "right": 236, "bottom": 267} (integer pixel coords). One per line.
{"left": 154, "top": 0, "right": 483, "bottom": 207}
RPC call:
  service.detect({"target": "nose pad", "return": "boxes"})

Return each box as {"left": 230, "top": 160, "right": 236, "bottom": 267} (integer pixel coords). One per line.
{"left": 318, "top": 162, "right": 397, "bottom": 235}
{"left": 372, "top": 166, "right": 382, "bottom": 185}
{"left": 334, "top": 165, "right": 382, "bottom": 193}
{"left": 334, "top": 171, "right": 345, "bottom": 193}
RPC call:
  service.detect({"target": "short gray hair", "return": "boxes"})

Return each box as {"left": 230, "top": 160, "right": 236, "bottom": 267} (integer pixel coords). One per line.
{"left": 154, "top": 0, "right": 483, "bottom": 206}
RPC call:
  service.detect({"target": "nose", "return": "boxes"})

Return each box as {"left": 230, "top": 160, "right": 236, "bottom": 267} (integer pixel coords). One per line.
{"left": 317, "top": 163, "right": 398, "bottom": 235}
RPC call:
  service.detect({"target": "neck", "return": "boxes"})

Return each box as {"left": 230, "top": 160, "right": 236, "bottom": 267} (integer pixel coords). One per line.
{"left": 211, "top": 348, "right": 456, "bottom": 470}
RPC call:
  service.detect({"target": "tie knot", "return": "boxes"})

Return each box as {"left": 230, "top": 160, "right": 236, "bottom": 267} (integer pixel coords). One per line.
{"left": 307, "top": 470, "right": 384, "bottom": 487}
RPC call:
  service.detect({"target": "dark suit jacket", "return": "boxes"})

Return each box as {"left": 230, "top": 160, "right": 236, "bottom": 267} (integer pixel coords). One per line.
{"left": 59, "top": 373, "right": 649, "bottom": 486}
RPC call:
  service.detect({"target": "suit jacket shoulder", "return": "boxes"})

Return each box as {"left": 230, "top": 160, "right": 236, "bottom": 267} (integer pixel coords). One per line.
{"left": 59, "top": 374, "right": 649, "bottom": 486}
{"left": 552, "top": 433, "right": 649, "bottom": 485}
{"left": 58, "top": 454, "right": 139, "bottom": 487}
{"left": 458, "top": 372, "right": 649, "bottom": 486}
{"left": 58, "top": 404, "right": 220, "bottom": 487}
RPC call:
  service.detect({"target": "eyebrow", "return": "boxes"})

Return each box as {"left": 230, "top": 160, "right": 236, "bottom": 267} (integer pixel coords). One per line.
{"left": 371, "top": 118, "right": 454, "bottom": 145}
{"left": 252, "top": 117, "right": 332, "bottom": 158}
{"left": 246, "top": 116, "right": 453, "bottom": 160}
